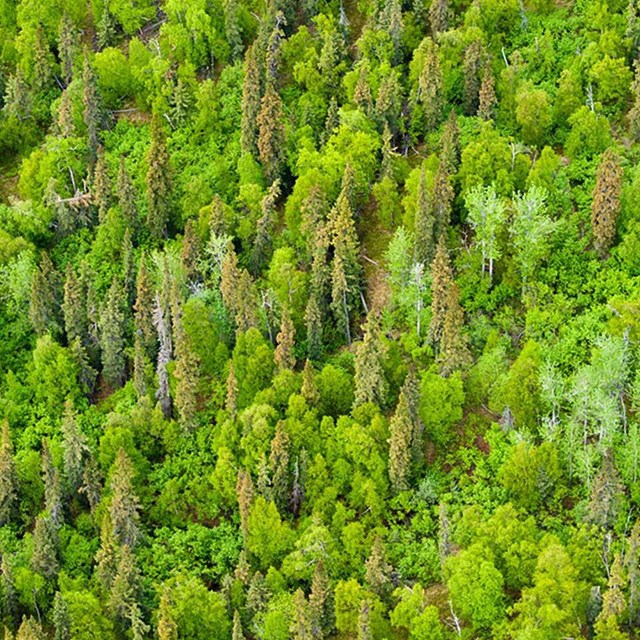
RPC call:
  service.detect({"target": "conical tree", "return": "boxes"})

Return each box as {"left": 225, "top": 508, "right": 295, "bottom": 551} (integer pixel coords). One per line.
{"left": 414, "top": 165, "right": 435, "bottom": 265}
{"left": 438, "top": 282, "right": 470, "bottom": 376}
{"left": 257, "top": 83, "right": 286, "bottom": 184}
{"left": 591, "top": 148, "right": 623, "bottom": 257}
{"left": 1, "top": 554, "right": 16, "bottom": 629}
{"left": 364, "top": 536, "right": 391, "bottom": 597}
{"left": 61, "top": 401, "right": 89, "bottom": 494}
{"left": 357, "top": 600, "right": 371, "bottom": 640}
{"left": 429, "top": 0, "right": 449, "bottom": 35}
{"left": 432, "top": 161, "right": 454, "bottom": 240}
{"left": 117, "top": 156, "right": 138, "bottom": 231}
{"left": 354, "top": 313, "right": 387, "bottom": 407}
{"left": 275, "top": 308, "right": 296, "bottom": 370}
{"left": 30, "top": 513, "right": 59, "bottom": 580}
{"left": 463, "top": 40, "right": 484, "bottom": 116}
{"left": 41, "top": 440, "right": 62, "bottom": 526}
{"left": 252, "top": 179, "right": 281, "bottom": 273}
{"left": 240, "top": 43, "right": 263, "bottom": 156}
{"left": 388, "top": 390, "right": 413, "bottom": 491}
{"left": 82, "top": 51, "right": 100, "bottom": 162}
{"left": 57, "top": 14, "right": 77, "bottom": 85}
{"left": 146, "top": 116, "right": 172, "bottom": 241}
{"left": 53, "top": 591, "right": 70, "bottom": 640}
{"left": 174, "top": 311, "right": 200, "bottom": 431}
{"left": 301, "top": 360, "right": 319, "bottom": 406}
{"left": 157, "top": 586, "right": 178, "bottom": 640}
{"left": 309, "top": 559, "right": 331, "bottom": 639}
{"left": 62, "top": 263, "right": 86, "bottom": 345}
{"left": 100, "top": 276, "right": 126, "bottom": 389}
{"left": 440, "top": 110, "right": 460, "bottom": 174}
{"left": 29, "top": 252, "right": 62, "bottom": 338}
{"left": 415, "top": 38, "right": 443, "bottom": 133}
{"left": 291, "top": 589, "right": 313, "bottom": 640}
{"left": 0, "top": 422, "right": 17, "bottom": 527}
{"left": 478, "top": 63, "right": 497, "bottom": 121}
{"left": 93, "top": 147, "right": 111, "bottom": 224}
{"left": 32, "top": 24, "right": 53, "bottom": 92}
{"left": 109, "top": 449, "right": 141, "bottom": 548}
{"left": 236, "top": 469, "right": 254, "bottom": 542}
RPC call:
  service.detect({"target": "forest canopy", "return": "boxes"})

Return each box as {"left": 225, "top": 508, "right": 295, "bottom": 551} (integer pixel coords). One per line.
{"left": 0, "top": 0, "right": 639, "bottom": 638}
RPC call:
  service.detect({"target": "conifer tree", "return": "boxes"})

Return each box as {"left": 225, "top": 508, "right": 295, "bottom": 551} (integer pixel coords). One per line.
{"left": 154, "top": 264, "right": 174, "bottom": 419}
{"left": 41, "top": 440, "right": 62, "bottom": 526}
{"left": 354, "top": 313, "right": 387, "bottom": 407}
{"left": 463, "top": 41, "right": 484, "bottom": 115}
{"left": 117, "top": 156, "right": 138, "bottom": 231}
{"left": 80, "top": 455, "right": 102, "bottom": 514}
{"left": 292, "top": 589, "right": 313, "bottom": 640}
{"left": 241, "top": 43, "right": 263, "bottom": 156}
{"left": 29, "top": 252, "right": 62, "bottom": 338}
{"left": 353, "top": 63, "right": 373, "bottom": 115}
{"left": 587, "top": 450, "right": 624, "bottom": 529}
{"left": 305, "top": 293, "right": 324, "bottom": 360}
{"left": 357, "top": 601, "right": 371, "bottom": 640}
{"left": 62, "top": 264, "right": 85, "bottom": 345}
{"left": 246, "top": 570, "right": 270, "bottom": 619}
{"left": 100, "top": 276, "right": 126, "bottom": 389}
{"left": 92, "top": 148, "right": 111, "bottom": 225}
{"left": 174, "top": 313, "right": 200, "bottom": 431}
{"left": 629, "top": 61, "right": 640, "bottom": 141}
{"left": 414, "top": 166, "right": 435, "bottom": 265}
{"left": 232, "top": 610, "right": 243, "bottom": 640}
{"left": 226, "top": 362, "right": 238, "bottom": 420}
{"left": 82, "top": 51, "right": 100, "bottom": 162}
{"left": 322, "top": 96, "right": 340, "bottom": 146}
{"left": 309, "top": 559, "right": 331, "bottom": 639}
{"left": 146, "top": 116, "right": 172, "bottom": 241}
{"left": 157, "top": 587, "right": 178, "bottom": 640}
{"left": 57, "top": 14, "right": 77, "bottom": 85}
{"left": 440, "top": 110, "right": 460, "bottom": 174}
{"left": 252, "top": 179, "right": 281, "bottom": 273}
{"left": 96, "top": 513, "right": 118, "bottom": 589}
{"left": 57, "top": 88, "right": 75, "bottom": 137}
{"left": 0, "top": 554, "right": 16, "bottom": 629}
{"left": 33, "top": 24, "right": 53, "bottom": 92}
{"left": 109, "top": 449, "right": 141, "bottom": 548}
{"left": 4, "top": 70, "right": 31, "bottom": 121}
{"left": 16, "top": 618, "right": 44, "bottom": 640}
{"left": 432, "top": 161, "right": 454, "bottom": 240}
{"left": 236, "top": 469, "right": 254, "bottom": 542}
{"left": 134, "top": 255, "right": 156, "bottom": 358}
{"left": 592, "top": 148, "right": 623, "bottom": 257}
{"left": 438, "top": 282, "right": 470, "bottom": 376}
{"left": 257, "top": 83, "right": 286, "bottom": 184}
{"left": 429, "top": 0, "right": 449, "bottom": 35}
{"left": 594, "top": 553, "right": 627, "bottom": 639}
{"left": 270, "top": 423, "right": 291, "bottom": 514}
{"left": 375, "top": 72, "right": 402, "bottom": 135}
{"left": 97, "top": 5, "right": 116, "bottom": 50}
{"left": 53, "top": 592, "right": 70, "bottom": 640}
{"left": 275, "top": 308, "right": 296, "bottom": 370}
{"left": 301, "top": 360, "right": 319, "bottom": 405}
{"left": 388, "top": 390, "right": 413, "bottom": 491}
{"left": 415, "top": 38, "right": 443, "bottom": 133}
{"left": 181, "top": 219, "right": 200, "bottom": 284}
{"left": 61, "top": 401, "right": 89, "bottom": 494}
{"left": 438, "top": 502, "right": 452, "bottom": 568}
{"left": 478, "top": 63, "right": 497, "bottom": 120}
{"left": 31, "top": 514, "right": 59, "bottom": 579}
{"left": 365, "top": 537, "right": 391, "bottom": 597}
{"left": 0, "top": 422, "right": 17, "bottom": 527}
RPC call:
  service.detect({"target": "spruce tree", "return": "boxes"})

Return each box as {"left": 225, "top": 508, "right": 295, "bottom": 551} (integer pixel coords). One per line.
{"left": 61, "top": 401, "right": 89, "bottom": 494}
{"left": 32, "top": 24, "right": 53, "bottom": 92}
{"left": 414, "top": 165, "right": 435, "bottom": 265}
{"left": 257, "top": 83, "right": 286, "bottom": 184}
{"left": 29, "top": 252, "right": 62, "bottom": 338}
{"left": 591, "top": 148, "right": 623, "bottom": 257}
{"left": 92, "top": 148, "right": 111, "bottom": 225}
{"left": 364, "top": 537, "right": 391, "bottom": 597}
{"left": 270, "top": 423, "right": 291, "bottom": 514}
{"left": 301, "top": 360, "right": 319, "bottom": 405}
{"left": 440, "top": 109, "right": 460, "bottom": 174}
{"left": 31, "top": 514, "right": 59, "bottom": 579}
{"left": 463, "top": 41, "right": 484, "bottom": 115}
{"left": 430, "top": 237, "right": 454, "bottom": 350}
{"left": 432, "top": 161, "right": 454, "bottom": 240}
{"left": 438, "top": 282, "right": 470, "bottom": 376}
{"left": 97, "top": 5, "right": 116, "bottom": 50}
{"left": 57, "top": 14, "right": 77, "bottom": 85}
{"left": 223, "top": 0, "right": 243, "bottom": 61}
{"left": 174, "top": 310, "right": 200, "bottom": 431}
{"left": 478, "top": 63, "right": 497, "bottom": 121}
{"left": 3, "top": 70, "right": 31, "bottom": 121}
{"left": 357, "top": 601, "right": 371, "bottom": 640}
{"left": 62, "top": 263, "right": 86, "bottom": 345}
{"left": 157, "top": 587, "right": 178, "bottom": 640}
{"left": 1, "top": 554, "right": 16, "bottom": 630}
{"left": 415, "top": 38, "right": 443, "bottom": 133}
{"left": 429, "top": 0, "right": 449, "bottom": 35}
{"left": 252, "top": 179, "right": 281, "bottom": 273}
{"left": 100, "top": 276, "right": 126, "bottom": 389}
{"left": 305, "top": 293, "right": 324, "bottom": 360}
{"left": 41, "top": 440, "right": 63, "bottom": 526}
{"left": 134, "top": 255, "right": 156, "bottom": 358}
{"left": 236, "top": 469, "right": 254, "bottom": 542}
{"left": 53, "top": 592, "right": 70, "bottom": 640}
{"left": 587, "top": 450, "right": 624, "bottom": 529}
{"left": 353, "top": 63, "right": 373, "bottom": 115}
{"left": 56, "top": 88, "right": 75, "bottom": 138}
{"left": 628, "top": 519, "right": 640, "bottom": 626}
{"left": 146, "top": 116, "right": 172, "bottom": 241}
{"left": 226, "top": 361, "right": 238, "bottom": 420}
{"left": 232, "top": 610, "right": 243, "bottom": 640}
{"left": 109, "top": 545, "right": 146, "bottom": 636}
{"left": 0, "top": 422, "right": 17, "bottom": 527}
{"left": 109, "top": 449, "right": 141, "bottom": 548}
{"left": 292, "top": 589, "right": 313, "bottom": 640}
{"left": 388, "top": 390, "right": 413, "bottom": 491}
{"left": 309, "top": 559, "right": 331, "bottom": 639}
{"left": 181, "top": 219, "right": 200, "bottom": 284}
{"left": 15, "top": 618, "right": 44, "bottom": 640}
{"left": 275, "top": 308, "right": 296, "bottom": 370}
{"left": 354, "top": 313, "right": 387, "bottom": 407}
{"left": 241, "top": 43, "right": 263, "bottom": 156}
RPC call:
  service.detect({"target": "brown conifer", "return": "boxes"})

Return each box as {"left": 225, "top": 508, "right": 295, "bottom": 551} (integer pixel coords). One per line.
{"left": 275, "top": 308, "right": 296, "bottom": 370}
{"left": 438, "top": 282, "right": 470, "bottom": 376}
{"left": 478, "top": 63, "right": 497, "bottom": 121}
{"left": 463, "top": 41, "right": 484, "bottom": 116}
{"left": 93, "top": 147, "right": 111, "bottom": 224}
{"left": 591, "top": 148, "right": 623, "bottom": 257}
{"left": 240, "top": 43, "right": 263, "bottom": 156}
{"left": 428, "top": 235, "right": 453, "bottom": 346}
{"left": 257, "top": 83, "right": 286, "bottom": 184}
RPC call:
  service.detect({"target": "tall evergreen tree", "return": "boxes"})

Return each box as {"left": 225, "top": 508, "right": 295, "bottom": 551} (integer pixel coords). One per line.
{"left": 414, "top": 165, "right": 435, "bottom": 265}
{"left": 440, "top": 109, "right": 460, "bottom": 174}
{"left": 0, "top": 423, "right": 17, "bottom": 527}
{"left": 429, "top": 235, "right": 453, "bottom": 346}
{"left": 414, "top": 38, "right": 443, "bottom": 133}
{"left": 292, "top": 589, "right": 313, "bottom": 640}
{"left": 354, "top": 313, "right": 387, "bottom": 407}
{"left": 241, "top": 43, "right": 263, "bottom": 156}
{"left": 463, "top": 41, "right": 484, "bottom": 115}
{"left": 29, "top": 252, "right": 62, "bottom": 338}
{"left": 157, "top": 586, "right": 178, "bottom": 640}
{"left": 257, "top": 83, "right": 286, "bottom": 184}
{"left": 364, "top": 537, "right": 391, "bottom": 597}
{"left": 32, "top": 24, "right": 53, "bottom": 92}
{"left": 57, "top": 14, "right": 77, "bottom": 85}
{"left": 41, "top": 440, "right": 63, "bottom": 526}
{"left": 478, "top": 63, "right": 497, "bottom": 120}
{"left": 146, "top": 116, "right": 172, "bottom": 241}
{"left": 309, "top": 560, "right": 331, "bottom": 639}
{"left": 592, "top": 148, "right": 623, "bottom": 257}
{"left": 432, "top": 161, "right": 454, "bottom": 240}
{"left": 100, "top": 277, "right": 126, "bottom": 389}
{"left": 109, "top": 449, "right": 141, "bottom": 548}
{"left": 62, "top": 264, "right": 86, "bottom": 345}
{"left": 275, "top": 308, "right": 296, "bottom": 370}
{"left": 53, "top": 592, "right": 70, "bottom": 640}
{"left": 61, "top": 401, "right": 89, "bottom": 494}
{"left": 270, "top": 423, "right": 291, "bottom": 514}
{"left": 82, "top": 51, "right": 100, "bottom": 163}
{"left": 388, "top": 390, "right": 413, "bottom": 491}
{"left": 438, "top": 282, "right": 470, "bottom": 376}
{"left": 31, "top": 514, "right": 59, "bottom": 580}
{"left": 117, "top": 156, "right": 138, "bottom": 231}
{"left": 93, "top": 148, "right": 111, "bottom": 225}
